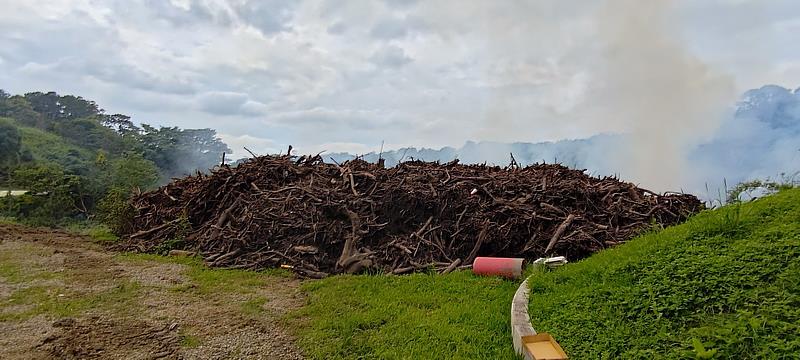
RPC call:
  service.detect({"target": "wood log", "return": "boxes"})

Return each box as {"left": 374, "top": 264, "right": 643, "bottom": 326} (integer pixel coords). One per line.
{"left": 545, "top": 214, "right": 576, "bottom": 254}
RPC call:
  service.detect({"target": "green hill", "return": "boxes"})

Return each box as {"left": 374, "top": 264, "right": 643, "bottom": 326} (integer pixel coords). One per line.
{"left": 10, "top": 117, "right": 95, "bottom": 169}
{"left": 1, "top": 90, "right": 230, "bottom": 226}
{"left": 528, "top": 189, "right": 800, "bottom": 359}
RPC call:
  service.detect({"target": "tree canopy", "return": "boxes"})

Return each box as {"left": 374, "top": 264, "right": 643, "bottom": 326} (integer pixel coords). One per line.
{"left": 0, "top": 117, "right": 21, "bottom": 173}
{"left": 0, "top": 88, "right": 231, "bottom": 225}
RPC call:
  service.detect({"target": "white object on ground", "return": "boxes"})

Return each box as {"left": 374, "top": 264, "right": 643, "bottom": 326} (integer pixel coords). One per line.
{"left": 532, "top": 256, "right": 568, "bottom": 268}
{"left": 511, "top": 275, "right": 536, "bottom": 358}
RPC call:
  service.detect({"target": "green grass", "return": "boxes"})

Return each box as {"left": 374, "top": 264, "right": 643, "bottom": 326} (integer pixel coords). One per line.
{"left": 64, "top": 221, "right": 118, "bottom": 242}
{"left": 0, "top": 242, "right": 62, "bottom": 284}
{"left": 0, "top": 217, "right": 118, "bottom": 243}
{"left": 288, "top": 270, "right": 523, "bottom": 360}
{"left": 0, "top": 216, "right": 20, "bottom": 225}
{"left": 527, "top": 188, "right": 800, "bottom": 359}
{"left": 180, "top": 331, "right": 202, "bottom": 348}
{"left": 240, "top": 296, "right": 268, "bottom": 317}
{"left": 0, "top": 261, "right": 63, "bottom": 284}
{"left": 0, "top": 281, "right": 141, "bottom": 321}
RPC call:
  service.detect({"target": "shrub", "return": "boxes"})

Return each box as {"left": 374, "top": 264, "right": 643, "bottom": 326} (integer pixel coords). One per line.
{"left": 96, "top": 187, "right": 136, "bottom": 236}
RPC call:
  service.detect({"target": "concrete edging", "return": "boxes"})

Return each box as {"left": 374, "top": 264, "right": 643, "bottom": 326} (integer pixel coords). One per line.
{"left": 511, "top": 275, "right": 536, "bottom": 359}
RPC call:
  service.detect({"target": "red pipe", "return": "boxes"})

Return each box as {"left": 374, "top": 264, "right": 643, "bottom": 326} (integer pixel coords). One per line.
{"left": 472, "top": 257, "right": 525, "bottom": 279}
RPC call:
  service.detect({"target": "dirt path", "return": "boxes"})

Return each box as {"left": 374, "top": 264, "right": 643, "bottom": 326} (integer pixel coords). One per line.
{"left": 0, "top": 224, "right": 305, "bottom": 359}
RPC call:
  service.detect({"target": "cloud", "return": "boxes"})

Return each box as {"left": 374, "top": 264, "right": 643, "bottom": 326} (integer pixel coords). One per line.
{"left": 308, "top": 142, "right": 374, "bottom": 155}
{"left": 369, "top": 16, "right": 427, "bottom": 39}
{"left": 370, "top": 45, "right": 413, "bottom": 68}
{"left": 232, "top": 0, "right": 297, "bottom": 35}
{"left": 327, "top": 22, "right": 347, "bottom": 34}
{"left": 218, "top": 133, "right": 279, "bottom": 157}
{"left": 268, "top": 107, "right": 400, "bottom": 129}
{"left": 370, "top": 18, "right": 409, "bottom": 39}
{"left": 196, "top": 91, "right": 249, "bottom": 115}
{"left": 1, "top": 0, "right": 798, "bottom": 191}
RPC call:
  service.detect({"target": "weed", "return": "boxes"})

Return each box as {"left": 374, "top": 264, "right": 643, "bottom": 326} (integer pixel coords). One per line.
{"left": 240, "top": 297, "right": 268, "bottom": 317}
{"left": 64, "top": 221, "right": 118, "bottom": 242}
{"left": 179, "top": 332, "right": 202, "bottom": 348}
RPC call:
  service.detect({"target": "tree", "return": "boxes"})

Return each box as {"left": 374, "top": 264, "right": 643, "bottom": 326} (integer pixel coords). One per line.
{"left": 11, "top": 164, "right": 85, "bottom": 223}
{"left": 96, "top": 153, "right": 159, "bottom": 234}
{"left": 138, "top": 125, "right": 230, "bottom": 178}
{"left": 0, "top": 118, "right": 21, "bottom": 172}
{"left": 58, "top": 95, "right": 102, "bottom": 119}
{"left": 177, "top": 128, "right": 231, "bottom": 173}
{"left": 138, "top": 124, "right": 181, "bottom": 175}
{"left": 54, "top": 117, "right": 126, "bottom": 154}
{"left": 23, "top": 91, "right": 102, "bottom": 127}
{"left": 101, "top": 113, "right": 139, "bottom": 135}
{"left": 109, "top": 153, "right": 159, "bottom": 191}
{"left": 0, "top": 96, "right": 44, "bottom": 128}
{"left": 23, "top": 92, "right": 64, "bottom": 122}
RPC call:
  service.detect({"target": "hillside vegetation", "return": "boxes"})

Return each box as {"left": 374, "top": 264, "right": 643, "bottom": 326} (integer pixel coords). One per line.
{"left": 527, "top": 189, "right": 800, "bottom": 359}
{"left": 0, "top": 89, "right": 230, "bottom": 226}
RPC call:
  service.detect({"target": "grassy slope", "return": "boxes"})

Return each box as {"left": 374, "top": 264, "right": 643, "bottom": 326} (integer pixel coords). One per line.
{"left": 2, "top": 117, "right": 95, "bottom": 168}
{"left": 528, "top": 189, "right": 800, "bottom": 359}
{"left": 288, "top": 271, "right": 523, "bottom": 359}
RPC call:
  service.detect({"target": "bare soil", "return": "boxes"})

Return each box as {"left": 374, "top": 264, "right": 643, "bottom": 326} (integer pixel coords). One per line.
{"left": 0, "top": 223, "right": 304, "bottom": 360}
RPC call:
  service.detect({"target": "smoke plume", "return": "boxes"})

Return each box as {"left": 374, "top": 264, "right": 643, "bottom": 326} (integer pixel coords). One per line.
{"left": 592, "top": 0, "right": 736, "bottom": 190}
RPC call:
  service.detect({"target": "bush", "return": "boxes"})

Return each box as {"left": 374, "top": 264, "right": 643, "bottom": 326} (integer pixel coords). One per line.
{"left": 96, "top": 187, "right": 135, "bottom": 236}
{"left": 10, "top": 164, "right": 85, "bottom": 225}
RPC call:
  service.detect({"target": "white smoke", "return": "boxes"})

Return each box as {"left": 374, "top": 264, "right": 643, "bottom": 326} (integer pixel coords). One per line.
{"left": 589, "top": 0, "right": 736, "bottom": 191}
{"left": 404, "top": 0, "right": 738, "bottom": 191}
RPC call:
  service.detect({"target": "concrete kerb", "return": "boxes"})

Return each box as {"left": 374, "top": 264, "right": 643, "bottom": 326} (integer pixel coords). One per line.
{"left": 511, "top": 274, "right": 536, "bottom": 359}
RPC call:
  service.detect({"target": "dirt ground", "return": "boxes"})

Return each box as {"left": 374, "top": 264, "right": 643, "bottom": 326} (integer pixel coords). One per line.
{"left": 0, "top": 224, "right": 305, "bottom": 360}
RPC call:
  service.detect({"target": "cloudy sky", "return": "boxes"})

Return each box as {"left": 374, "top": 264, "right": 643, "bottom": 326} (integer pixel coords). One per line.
{"left": 1, "top": 0, "right": 799, "bottom": 157}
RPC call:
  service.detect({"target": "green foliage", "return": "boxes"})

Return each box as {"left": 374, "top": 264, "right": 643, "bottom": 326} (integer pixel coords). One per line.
{"left": 96, "top": 187, "right": 136, "bottom": 235}
{"left": 152, "top": 237, "right": 187, "bottom": 254}
{"left": 0, "top": 117, "right": 21, "bottom": 173}
{"left": 527, "top": 188, "right": 800, "bottom": 359}
{"left": 0, "top": 96, "right": 43, "bottom": 128}
{"left": 108, "top": 153, "right": 159, "bottom": 190}
{"left": 14, "top": 122, "right": 95, "bottom": 173}
{"left": 64, "top": 221, "right": 118, "bottom": 243}
{"left": 288, "top": 271, "right": 522, "bottom": 360}
{"left": 9, "top": 164, "right": 86, "bottom": 225}
{"left": 54, "top": 117, "right": 126, "bottom": 154}
{"left": 138, "top": 125, "right": 230, "bottom": 178}
{"left": 23, "top": 91, "right": 101, "bottom": 124}
{"left": 0, "top": 88, "right": 228, "bottom": 227}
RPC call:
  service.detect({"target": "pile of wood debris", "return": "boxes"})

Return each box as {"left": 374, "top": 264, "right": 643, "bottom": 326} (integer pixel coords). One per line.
{"left": 120, "top": 155, "right": 703, "bottom": 278}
